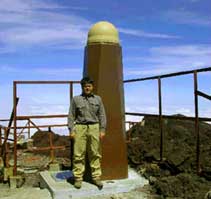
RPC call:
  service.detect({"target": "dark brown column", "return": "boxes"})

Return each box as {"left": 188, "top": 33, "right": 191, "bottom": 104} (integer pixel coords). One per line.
{"left": 83, "top": 21, "right": 128, "bottom": 180}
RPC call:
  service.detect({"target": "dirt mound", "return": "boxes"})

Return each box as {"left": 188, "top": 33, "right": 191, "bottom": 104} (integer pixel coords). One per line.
{"left": 127, "top": 115, "right": 211, "bottom": 198}
{"left": 32, "top": 131, "right": 71, "bottom": 159}
{"left": 153, "top": 173, "right": 209, "bottom": 199}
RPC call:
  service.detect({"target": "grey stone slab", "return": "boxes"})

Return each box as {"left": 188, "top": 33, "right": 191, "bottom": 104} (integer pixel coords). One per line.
{"left": 40, "top": 167, "right": 149, "bottom": 199}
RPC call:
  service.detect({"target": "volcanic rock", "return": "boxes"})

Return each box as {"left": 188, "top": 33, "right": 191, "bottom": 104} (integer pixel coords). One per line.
{"left": 127, "top": 115, "right": 211, "bottom": 198}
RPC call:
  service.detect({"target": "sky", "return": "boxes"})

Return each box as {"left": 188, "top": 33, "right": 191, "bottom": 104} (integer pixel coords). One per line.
{"left": 0, "top": 0, "right": 210, "bottom": 135}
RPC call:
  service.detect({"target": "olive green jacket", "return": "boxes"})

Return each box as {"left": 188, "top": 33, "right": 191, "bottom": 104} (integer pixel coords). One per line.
{"left": 68, "top": 94, "right": 106, "bottom": 133}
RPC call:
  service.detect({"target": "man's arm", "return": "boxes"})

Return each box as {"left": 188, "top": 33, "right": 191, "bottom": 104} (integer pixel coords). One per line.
{"left": 98, "top": 96, "right": 106, "bottom": 135}
{"left": 68, "top": 98, "right": 76, "bottom": 134}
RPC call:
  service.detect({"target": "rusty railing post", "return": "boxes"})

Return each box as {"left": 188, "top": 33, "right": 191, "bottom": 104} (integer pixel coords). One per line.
{"left": 28, "top": 119, "right": 31, "bottom": 139}
{"left": 128, "top": 122, "right": 131, "bottom": 129}
{"left": 0, "top": 127, "right": 2, "bottom": 146}
{"left": 13, "top": 82, "right": 17, "bottom": 175}
{"left": 48, "top": 127, "right": 54, "bottom": 163}
{"left": 158, "top": 77, "right": 163, "bottom": 161}
{"left": 69, "top": 82, "right": 75, "bottom": 170}
{"left": 4, "top": 128, "right": 9, "bottom": 168}
{"left": 0, "top": 127, "right": 2, "bottom": 156}
{"left": 18, "top": 120, "right": 28, "bottom": 140}
{"left": 70, "top": 82, "right": 73, "bottom": 101}
{"left": 194, "top": 71, "right": 200, "bottom": 174}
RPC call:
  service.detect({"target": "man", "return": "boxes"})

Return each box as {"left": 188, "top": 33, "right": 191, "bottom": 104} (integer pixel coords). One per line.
{"left": 68, "top": 76, "right": 106, "bottom": 189}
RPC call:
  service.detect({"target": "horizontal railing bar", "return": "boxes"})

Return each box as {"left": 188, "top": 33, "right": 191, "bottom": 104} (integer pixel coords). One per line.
{"left": 14, "top": 81, "right": 80, "bottom": 84}
{"left": 125, "top": 112, "right": 211, "bottom": 121}
{"left": 1, "top": 137, "right": 14, "bottom": 141}
{"left": 0, "top": 119, "right": 10, "bottom": 122}
{"left": 9, "top": 124, "right": 67, "bottom": 129}
{"left": 17, "top": 114, "right": 68, "bottom": 120}
{"left": 14, "top": 80, "right": 80, "bottom": 84}
{"left": 29, "top": 146, "right": 66, "bottom": 151}
{"left": 125, "top": 121, "right": 140, "bottom": 123}
{"left": 124, "top": 67, "right": 211, "bottom": 83}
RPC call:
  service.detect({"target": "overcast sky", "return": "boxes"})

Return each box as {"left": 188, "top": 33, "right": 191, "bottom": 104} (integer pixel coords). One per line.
{"left": 0, "top": 0, "right": 210, "bottom": 134}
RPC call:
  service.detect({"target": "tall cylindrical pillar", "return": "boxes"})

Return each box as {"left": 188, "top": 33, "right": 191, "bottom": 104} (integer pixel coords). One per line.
{"left": 83, "top": 21, "right": 128, "bottom": 180}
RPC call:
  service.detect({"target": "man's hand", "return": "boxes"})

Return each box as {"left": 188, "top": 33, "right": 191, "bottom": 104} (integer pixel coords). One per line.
{"left": 99, "top": 132, "right": 105, "bottom": 140}
{"left": 69, "top": 132, "right": 75, "bottom": 139}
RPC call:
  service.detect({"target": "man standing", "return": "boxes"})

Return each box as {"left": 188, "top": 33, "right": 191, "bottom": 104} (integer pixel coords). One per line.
{"left": 68, "top": 77, "right": 106, "bottom": 189}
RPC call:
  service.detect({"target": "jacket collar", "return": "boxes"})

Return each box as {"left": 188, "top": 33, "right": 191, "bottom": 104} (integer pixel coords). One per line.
{"left": 81, "top": 93, "right": 94, "bottom": 98}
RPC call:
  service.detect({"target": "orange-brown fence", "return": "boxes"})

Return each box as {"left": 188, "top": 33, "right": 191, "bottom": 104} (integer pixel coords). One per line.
{"left": 0, "top": 115, "right": 138, "bottom": 174}
{"left": 124, "top": 66, "right": 211, "bottom": 174}
{"left": 0, "top": 115, "right": 70, "bottom": 172}
{"left": 12, "top": 81, "right": 79, "bottom": 175}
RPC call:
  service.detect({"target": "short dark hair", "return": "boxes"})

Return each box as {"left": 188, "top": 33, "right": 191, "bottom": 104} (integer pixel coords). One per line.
{"left": 80, "top": 76, "right": 94, "bottom": 86}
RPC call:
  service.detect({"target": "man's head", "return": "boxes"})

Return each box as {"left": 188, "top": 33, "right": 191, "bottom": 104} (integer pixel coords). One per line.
{"left": 80, "top": 76, "right": 94, "bottom": 96}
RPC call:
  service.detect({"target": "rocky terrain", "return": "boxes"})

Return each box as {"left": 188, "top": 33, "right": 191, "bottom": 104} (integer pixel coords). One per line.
{"left": 127, "top": 115, "right": 211, "bottom": 198}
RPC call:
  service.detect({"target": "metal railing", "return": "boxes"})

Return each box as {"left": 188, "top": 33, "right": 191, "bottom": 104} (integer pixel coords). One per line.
{"left": 11, "top": 80, "right": 79, "bottom": 175}
{"left": 0, "top": 115, "right": 71, "bottom": 173}
{"left": 0, "top": 114, "right": 135, "bottom": 175}
{"left": 124, "top": 66, "right": 211, "bottom": 174}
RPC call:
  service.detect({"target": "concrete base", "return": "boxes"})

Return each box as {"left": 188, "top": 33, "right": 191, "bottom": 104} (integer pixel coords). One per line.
{"left": 39, "top": 167, "right": 148, "bottom": 199}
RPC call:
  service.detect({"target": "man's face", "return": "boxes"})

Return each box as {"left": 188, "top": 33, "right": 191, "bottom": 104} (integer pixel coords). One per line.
{"left": 82, "top": 83, "right": 94, "bottom": 95}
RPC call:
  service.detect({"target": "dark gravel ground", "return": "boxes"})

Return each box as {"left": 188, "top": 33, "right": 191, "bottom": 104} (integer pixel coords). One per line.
{"left": 127, "top": 115, "right": 211, "bottom": 199}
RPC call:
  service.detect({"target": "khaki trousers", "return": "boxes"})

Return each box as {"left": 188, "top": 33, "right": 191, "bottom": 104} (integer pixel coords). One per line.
{"left": 73, "top": 123, "right": 102, "bottom": 181}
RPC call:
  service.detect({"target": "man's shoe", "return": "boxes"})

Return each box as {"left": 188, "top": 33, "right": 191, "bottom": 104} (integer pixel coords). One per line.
{"left": 92, "top": 179, "right": 103, "bottom": 189}
{"left": 74, "top": 180, "right": 82, "bottom": 189}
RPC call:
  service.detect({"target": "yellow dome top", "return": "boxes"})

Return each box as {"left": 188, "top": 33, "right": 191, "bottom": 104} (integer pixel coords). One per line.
{"left": 87, "top": 21, "right": 119, "bottom": 44}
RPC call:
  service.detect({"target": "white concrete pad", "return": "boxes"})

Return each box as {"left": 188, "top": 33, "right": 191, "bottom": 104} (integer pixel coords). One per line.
{"left": 40, "top": 167, "right": 149, "bottom": 199}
